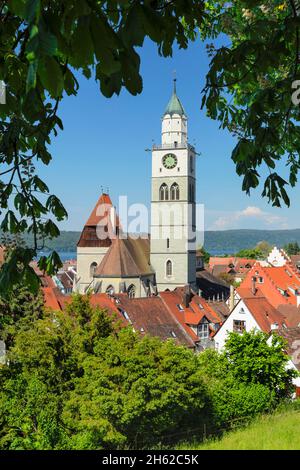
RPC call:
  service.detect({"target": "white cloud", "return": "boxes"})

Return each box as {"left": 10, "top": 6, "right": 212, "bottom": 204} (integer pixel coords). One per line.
{"left": 238, "top": 206, "right": 263, "bottom": 217}
{"left": 211, "top": 206, "right": 288, "bottom": 230}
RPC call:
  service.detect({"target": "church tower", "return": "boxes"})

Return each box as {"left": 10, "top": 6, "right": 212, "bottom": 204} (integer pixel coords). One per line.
{"left": 150, "top": 81, "right": 197, "bottom": 291}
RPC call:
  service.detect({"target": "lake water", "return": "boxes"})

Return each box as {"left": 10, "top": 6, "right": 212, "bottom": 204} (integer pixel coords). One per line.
{"left": 38, "top": 249, "right": 232, "bottom": 262}
{"left": 38, "top": 251, "right": 77, "bottom": 262}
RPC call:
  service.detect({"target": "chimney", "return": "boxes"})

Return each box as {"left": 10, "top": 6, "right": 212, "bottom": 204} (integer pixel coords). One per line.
{"left": 182, "top": 284, "right": 192, "bottom": 308}
{"left": 251, "top": 277, "right": 257, "bottom": 295}
{"left": 198, "top": 288, "right": 203, "bottom": 297}
{"left": 229, "top": 285, "right": 235, "bottom": 311}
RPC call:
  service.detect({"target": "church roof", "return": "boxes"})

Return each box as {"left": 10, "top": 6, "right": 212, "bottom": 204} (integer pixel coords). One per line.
{"left": 164, "top": 82, "right": 186, "bottom": 117}
{"left": 85, "top": 193, "right": 114, "bottom": 227}
{"left": 94, "top": 236, "right": 153, "bottom": 278}
{"left": 77, "top": 193, "right": 120, "bottom": 248}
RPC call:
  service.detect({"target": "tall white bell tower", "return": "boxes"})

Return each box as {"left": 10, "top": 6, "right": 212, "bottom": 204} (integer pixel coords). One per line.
{"left": 150, "top": 80, "right": 197, "bottom": 291}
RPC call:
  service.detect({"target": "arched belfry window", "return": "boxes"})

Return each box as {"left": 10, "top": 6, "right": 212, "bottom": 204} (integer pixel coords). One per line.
{"left": 127, "top": 284, "right": 136, "bottom": 299}
{"left": 159, "top": 183, "right": 169, "bottom": 201}
{"left": 90, "top": 262, "right": 97, "bottom": 277}
{"left": 166, "top": 260, "right": 173, "bottom": 277}
{"left": 190, "top": 155, "right": 194, "bottom": 173}
{"left": 170, "top": 183, "right": 180, "bottom": 201}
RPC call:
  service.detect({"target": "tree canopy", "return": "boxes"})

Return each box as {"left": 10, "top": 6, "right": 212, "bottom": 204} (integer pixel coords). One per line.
{"left": 0, "top": 294, "right": 295, "bottom": 449}
{"left": 284, "top": 241, "right": 300, "bottom": 255}
{"left": 1, "top": 0, "right": 300, "bottom": 291}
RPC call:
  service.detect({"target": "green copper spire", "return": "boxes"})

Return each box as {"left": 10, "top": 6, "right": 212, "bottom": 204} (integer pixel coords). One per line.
{"left": 164, "top": 79, "right": 186, "bottom": 117}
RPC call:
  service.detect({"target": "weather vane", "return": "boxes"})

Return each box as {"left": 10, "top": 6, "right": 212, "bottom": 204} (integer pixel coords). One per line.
{"left": 172, "top": 70, "right": 177, "bottom": 92}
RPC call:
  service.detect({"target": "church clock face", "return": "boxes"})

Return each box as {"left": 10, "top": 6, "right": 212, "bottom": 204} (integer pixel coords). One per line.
{"left": 162, "top": 153, "right": 177, "bottom": 169}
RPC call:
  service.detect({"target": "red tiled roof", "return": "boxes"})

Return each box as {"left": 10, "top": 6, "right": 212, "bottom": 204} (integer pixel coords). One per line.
{"left": 160, "top": 288, "right": 223, "bottom": 341}
{"left": 277, "top": 305, "right": 300, "bottom": 328}
{"left": 95, "top": 236, "right": 152, "bottom": 277}
{"left": 77, "top": 193, "right": 120, "bottom": 248}
{"left": 43, "top": 287, "right": 62, "bottom": 310}
{"left": 115, "top": 295, "right": 195, "bottom": 348}
{"left": 85, "top": 193, "right": 114, "bottom": 226}
{"left": 43, "top": 290, "right": 126, "bottom": 325}
{"left": 236, "top": 286, "right": 265, "bottom": 299}
{"left": 240, "top": 264, "right": 300, "bottom": 308}
{"left": 210, "top": 257, "right": 235, "bottom": 267}
{"left": 243, "top": 297, "right": 287, "bottom": 332}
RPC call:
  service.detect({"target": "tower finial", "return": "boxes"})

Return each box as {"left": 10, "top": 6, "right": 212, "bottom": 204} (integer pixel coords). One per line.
{"left": 172, "top": 70, "right": 177, "bottom": 93}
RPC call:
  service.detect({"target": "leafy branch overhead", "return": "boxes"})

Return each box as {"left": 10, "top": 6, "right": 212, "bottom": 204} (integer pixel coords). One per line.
{"left": 0, "top": 0, "right": 205, "bottom": 292}
{"left": 201, "top": 0, "right": 300, "bottom": 207}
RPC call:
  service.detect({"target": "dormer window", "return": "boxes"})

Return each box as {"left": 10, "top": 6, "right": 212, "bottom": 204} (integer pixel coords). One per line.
{"left": 278, "top": 287, "right": 288, "bottom": 297}
{"left": 197, "top": 322, "right": 209, "bottom": 339}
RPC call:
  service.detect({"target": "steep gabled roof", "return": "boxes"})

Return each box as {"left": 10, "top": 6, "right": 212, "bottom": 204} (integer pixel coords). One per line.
{"left": 160, "top": 288, "right": 224, "bottom": 342}
{"left": 239, "top": 263, "right": 300, "bottom": 308}
{"left": 115, "top": 295, "right": 195, "bottom": 348}
{"left": 94, "top": 236, "right": 153, "bottom": 277}
{"left": 243, "top": 297, "right": 287, "bottom": 332}
{"left": 84, "top": 193, "right": 114, "bottom": 227}
{"left": 77, "top": 193, "right": 119, "bottom": 248}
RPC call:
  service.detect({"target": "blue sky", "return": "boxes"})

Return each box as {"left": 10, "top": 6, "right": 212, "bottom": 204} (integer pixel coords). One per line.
{"left": 39, "top": 38, "right": 300, "bottom": 232}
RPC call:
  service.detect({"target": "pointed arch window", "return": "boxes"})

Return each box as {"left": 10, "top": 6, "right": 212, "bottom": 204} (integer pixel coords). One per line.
{"left": 159, "top": 183, "right": 169, "bottom": 201}
{"left": 166, "top": 260, "right": 173, "bottom": 277}
{"left": 170, "top": 183, "right": 180, "bottom": 201}
{"left": 90, "top": 262, "right": 98, "bottom": 277}
{"left": 127, "top": 284, "right": 136, "bottom": 299}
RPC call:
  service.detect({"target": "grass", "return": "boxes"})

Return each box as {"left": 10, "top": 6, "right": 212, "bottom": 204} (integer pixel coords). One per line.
{"left": 177, "top": 410, "right": 300, "bottom": 450}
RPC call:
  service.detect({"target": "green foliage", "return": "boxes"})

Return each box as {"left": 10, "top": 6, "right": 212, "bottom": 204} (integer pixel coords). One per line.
{"left": 235, "top": 248, "right": 263, "bottom": 259}
{"left": 197, "top": 348, "right": 276, "bottom": 427}
{"left": 199, "top": 247, "right": 211, "bottom": 264}
{"left": 0, "top": 284, "right": 44, "bottom": 343}
{"left": 224, "top": 330, "right": 297, "bottom": 399}
{"left": 0, "top": 294, "right": 207, "bottom": 449}
{"left": 0, "top": 297, "right": 296, "bottom": 449}
{"left": 177, "top": 406, "right": 300, "bottom": 450}
{"left": 255, "top": 241, "right": 272, "bottom": 257}
{"left": 201, "top": 1, "right": 300, "bottom": 207}
{"left": 1, "top": 0, "right": 300, "bottom": 293}
{"left": 0, "top": 0, "right": 205, "bottom": 292}
{"left": 63, "top": 332, "right": 207, "bottom": 449}
{"left": 284, "top": 241, "right": 300, "bottom": 255}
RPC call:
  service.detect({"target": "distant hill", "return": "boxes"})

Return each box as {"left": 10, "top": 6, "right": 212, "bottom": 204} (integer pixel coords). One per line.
{"left": 0, "top": 231, "right": 80, "bottom": 253}
{"left": 203, "top": 229, "right": 300, "bottom": 255}
{"left": 2, "top": 229, "right": 300, "bottom": 255}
